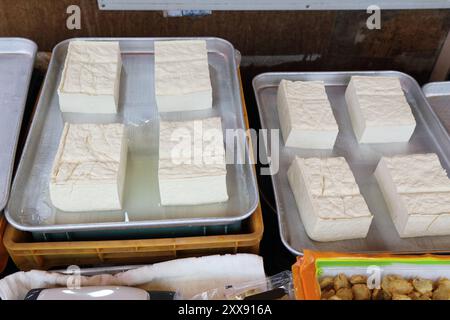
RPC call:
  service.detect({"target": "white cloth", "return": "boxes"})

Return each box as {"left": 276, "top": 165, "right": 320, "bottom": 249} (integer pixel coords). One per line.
{"left": 0, "top": 254, "right": 265, "bottom": 300}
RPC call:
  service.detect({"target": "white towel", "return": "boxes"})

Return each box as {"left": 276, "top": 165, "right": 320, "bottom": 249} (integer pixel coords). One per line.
{"left": 0, "top": 254, "right": 265, "bottom": 300}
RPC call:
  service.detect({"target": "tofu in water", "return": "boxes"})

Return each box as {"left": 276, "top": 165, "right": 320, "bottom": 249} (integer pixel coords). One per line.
{"left": 287, "top": 156, "right": 373, "bottom": 242}
{"left": 155, "top": 40, "right": 212, "bottom": 112}
{"left": 345, "top": 76, "right": 416, "bottom": 143}
{"left": 58, "top": 41, "right": 122, "bottom": 114}
{"left": 49, "top": 123, "right": 128, "bottom": 212}
{"left": 277, "top": 80, "right": 338, "bottom": 149}
{"left": 374, "top": 153, "right": 450, "bottom": 237}
{"left": 158, "top": 117, "right": 228, "bottom": 206}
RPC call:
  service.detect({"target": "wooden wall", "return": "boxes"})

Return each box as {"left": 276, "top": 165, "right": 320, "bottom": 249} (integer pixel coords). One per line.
{"left": 0, "top": 1, "right": 449, "bottom": 84}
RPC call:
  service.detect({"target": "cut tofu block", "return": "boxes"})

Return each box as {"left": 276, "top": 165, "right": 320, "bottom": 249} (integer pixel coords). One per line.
{"left": 158, "top": 117, "right": 228, "bottom": 206}
{"left": 374, "top": 153, "right": 450, "bottom": 237}
{"left": 58, "top": 41, "right": 122, "bottom": 114}
{"left": 345, "top": 76, "right": 416, "bottom": 143}
{"left": 277, "top": 80, "right": 338, "bottom": 149}
{"left": 287, "top": 157, "right": 373, "bottom": 242}
{"left": 49, "top": 123, "right": 128, "bottom": 212}
{"left": 155, "top": 40, "right": 212, "bottom": 112}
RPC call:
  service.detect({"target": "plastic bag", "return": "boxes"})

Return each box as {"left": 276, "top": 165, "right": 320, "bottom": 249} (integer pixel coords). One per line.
{"left": 191, "top": 271, "right": 294, "bottom": 300}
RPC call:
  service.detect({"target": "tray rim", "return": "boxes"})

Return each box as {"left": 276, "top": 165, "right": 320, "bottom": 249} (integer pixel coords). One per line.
{"left": 253, "top": 70, "right": 450, "bottom": 256}
{"left": 422, "top": 81, "right": 450, "bottom": 98}
{"left": 0, "top": 37, "right": 37, "bottom": 55}
{"left": 0, "top": 37, "right": 37, "bottom": 211}
{"left": 5, "top": 37, "right": 259, "bottom": 232}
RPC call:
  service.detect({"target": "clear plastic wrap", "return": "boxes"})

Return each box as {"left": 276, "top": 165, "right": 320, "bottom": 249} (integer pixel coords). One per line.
{"left": 190, "top": 271, "right": 295, "bottom": 300}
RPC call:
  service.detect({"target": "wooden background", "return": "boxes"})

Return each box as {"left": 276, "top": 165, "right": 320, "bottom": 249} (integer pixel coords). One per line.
{"left": 1, "top": 1, "right": 449, "bottom": 84}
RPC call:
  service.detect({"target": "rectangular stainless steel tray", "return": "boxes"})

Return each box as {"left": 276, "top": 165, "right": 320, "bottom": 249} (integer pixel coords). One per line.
{"left": 254, "top": 71, "right": 450, "bottom": 255}
{"left": 422, "top": 81, "right": 450, "bottom": 133}
{"left": 0, "top": 38, "right": 37, "bottom": 212}
{"left": 6, "top": 37, "right": 258, "bottom": 233}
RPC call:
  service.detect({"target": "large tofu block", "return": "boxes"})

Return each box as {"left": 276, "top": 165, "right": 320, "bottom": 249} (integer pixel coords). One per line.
{"left": 345, "top": 76, "right": 416, "bottom": 143}
{"left": 155, "top": 40, "right": 212, "bottom": 112}
{"left": 374, "top": 153, "right": 450, "bottom": 237}
{"left": 277, "top": 80, "right": 338, "bottom": 149}
{"left": 287, "top": 157, "right": 373, "bottom": 242}
{"left": 49, "top": 123, "right": 128, "bottom": 212}
{"left": 158, "top": 117, "right": 228, "bottom": 206}
{"left": 58, "top": 41, "right": 122, "bottom": 114}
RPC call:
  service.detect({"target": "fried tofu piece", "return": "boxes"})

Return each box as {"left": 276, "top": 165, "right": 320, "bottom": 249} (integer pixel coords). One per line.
{"left": 336, "top": 288, "right": 353, "bottom": 300}
{"left": 352, "top": 284, "right": 371, "bottom": 300}
{"left": 350, "top": 275, "right": 367, "bottom": 285}
{"left": 382, "top": 275, "right": 413, "bottom": 295}
{"left": 334, "top": 274, "right": 351, "bottom": 291}
{"left": 412, "top": 278, "right": 433, "bottom": 294}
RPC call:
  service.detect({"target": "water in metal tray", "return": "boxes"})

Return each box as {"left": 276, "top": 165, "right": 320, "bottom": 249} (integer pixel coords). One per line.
{"left": 9, "top": 38, "right": 256, "bottom": 231}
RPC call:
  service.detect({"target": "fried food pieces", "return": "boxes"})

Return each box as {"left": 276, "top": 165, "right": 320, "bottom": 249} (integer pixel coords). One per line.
{"left": 319, "top": 274, "right": 450, "bottom": 300}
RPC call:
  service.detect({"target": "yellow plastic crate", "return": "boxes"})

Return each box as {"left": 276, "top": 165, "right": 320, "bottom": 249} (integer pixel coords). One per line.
{"left": 3, "top": 206, "right": 263, "bottom": 271}
{"left": 0, "top": 216, "right": 7, "bottom": 273}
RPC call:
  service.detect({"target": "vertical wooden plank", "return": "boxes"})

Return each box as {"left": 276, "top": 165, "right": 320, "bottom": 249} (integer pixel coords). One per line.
{"left": 430, "top": 31, "right": 450, "bottom": 81}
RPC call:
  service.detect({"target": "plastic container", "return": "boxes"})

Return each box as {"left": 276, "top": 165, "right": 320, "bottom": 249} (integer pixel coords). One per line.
{"left": 0, "top": 216, "right": 7, "bottom": 273}
{"left": 292, "top": 250, "right": 450, "bottom": 300}
{"left": 3, "top": 205, "right": 263, "bottom": 271}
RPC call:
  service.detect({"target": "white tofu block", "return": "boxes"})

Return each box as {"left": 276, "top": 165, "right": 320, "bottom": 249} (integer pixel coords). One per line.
{"left": 377, "top": 154, "right": 450, "bottom": 194}
{"left": 158, "top": 117, "right": 228, "bottom": 206}
{"left": 58, "top": 41, "right": 122, "bottom": 114}
{"left": 49, "top": 123, "right": 128, "bottom": 212}
{"left": 155, "top": 40, "right": 212, "bottom": 112}
{"left": 374, "top": 153, "right": 450, "bottom": 237}
{"left": 287, "top": 156, "right": 373, "bottom": 242}
{"left": 345, "top": 76, "right": 416, "bottom": 143}
{"left": 277, "top": 80, "right": 338, "bottom": 149}
{"left": 346, "top": 76, "right": 403, "bottom": 96}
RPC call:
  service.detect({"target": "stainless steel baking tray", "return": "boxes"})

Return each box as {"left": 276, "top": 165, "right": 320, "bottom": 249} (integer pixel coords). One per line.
{"left": 422, "top": 81, "right": 450, "bottom": 133}
{"left": 254, "top": 71, "right": 450, "bottom": 255}
{"left": 6, "top": 37, "right": 258, "bottom": 232}
{"left": 0, "top": 38, "right": 37, "bottom": 212}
